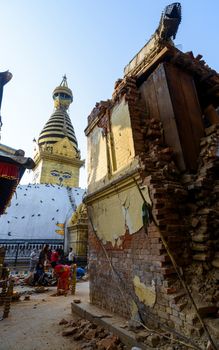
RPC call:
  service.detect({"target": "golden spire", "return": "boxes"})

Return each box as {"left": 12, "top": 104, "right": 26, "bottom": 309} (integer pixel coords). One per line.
{"left": 53, "top": 75, "right": 73, "bottom": 110}
{"left": 38, "top": 76, "right": 78, "bottom": 150}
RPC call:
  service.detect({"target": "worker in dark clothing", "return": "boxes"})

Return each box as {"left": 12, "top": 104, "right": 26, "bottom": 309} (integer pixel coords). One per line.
{"left": 38, "top": 244, "right": 49, "bottom": 272}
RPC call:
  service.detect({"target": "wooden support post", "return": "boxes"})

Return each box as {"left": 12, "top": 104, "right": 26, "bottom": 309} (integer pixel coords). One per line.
{"left": 3, "top": 278, "right": 14, "bottom": 318}
{"left": 0, "top": 280, "right": 7, "bottom": 306}
{"left": 0, "top": 247, "right": 6, "bottom": 279}
{"left": 71, "top": 264, "right": 77, "bottom": 295}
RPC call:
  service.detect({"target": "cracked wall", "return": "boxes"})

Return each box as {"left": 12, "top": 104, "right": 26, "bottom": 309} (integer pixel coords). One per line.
{"left": 85, "top": 50, "right": 219, "bottom": 343}
{"left": 90, "top": 184, "right": 151, "bottom": 245}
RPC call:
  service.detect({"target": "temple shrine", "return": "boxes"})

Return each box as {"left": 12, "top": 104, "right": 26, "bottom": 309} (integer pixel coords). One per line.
{"left": 0, "top": 77, "right": 86, "bottom": 265}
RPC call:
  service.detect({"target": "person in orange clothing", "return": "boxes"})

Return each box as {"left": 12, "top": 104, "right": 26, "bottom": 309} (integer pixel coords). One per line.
{"left": 51, "top": 261, "right": 70, "bottom": 294}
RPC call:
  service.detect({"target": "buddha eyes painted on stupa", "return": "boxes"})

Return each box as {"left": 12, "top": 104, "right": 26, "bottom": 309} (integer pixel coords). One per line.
{"left": 50, "top": 170, "right": 72, "bottom": 179}
{"left": 50, "top": 170, "right": 59, "bottom": 177}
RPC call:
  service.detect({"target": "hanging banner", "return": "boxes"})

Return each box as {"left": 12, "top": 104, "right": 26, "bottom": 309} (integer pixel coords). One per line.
{"left": 0, "top": 162, "right": 19, "bottom": 180}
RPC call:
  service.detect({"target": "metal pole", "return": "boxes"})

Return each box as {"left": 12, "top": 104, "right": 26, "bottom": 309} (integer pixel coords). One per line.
{"left": 14, "top": 243, "right": 19, "bottom": 267}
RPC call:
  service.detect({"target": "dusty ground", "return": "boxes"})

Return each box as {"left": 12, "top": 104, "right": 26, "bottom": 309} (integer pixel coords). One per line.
{"left": 0, "top": 282, "right": 89, "bottom": 350}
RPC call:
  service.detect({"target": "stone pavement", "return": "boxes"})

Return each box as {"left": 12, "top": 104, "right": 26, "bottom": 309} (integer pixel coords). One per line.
{"left": 0, "top": 280, "right": 147, "bottom": 350}
{"left": 0, "top": 283, "right": 89, "bottom": 350}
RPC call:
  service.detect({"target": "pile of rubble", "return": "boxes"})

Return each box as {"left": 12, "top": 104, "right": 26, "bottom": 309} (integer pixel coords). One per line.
{"left": 60, "top": 318, "right": 125, "bottom": 350}
{"left": 59, "top": 317, "right": 198, "bottom": 350}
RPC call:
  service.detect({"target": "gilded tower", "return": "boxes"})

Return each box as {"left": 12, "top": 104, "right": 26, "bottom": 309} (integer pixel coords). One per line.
{"left": 32, "top": 76, "right": 84, "bottom": 187}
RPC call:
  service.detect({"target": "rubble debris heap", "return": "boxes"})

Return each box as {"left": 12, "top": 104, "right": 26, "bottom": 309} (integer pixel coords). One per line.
{"left": 84, "top": 2, "right": 219, "bottom": 347}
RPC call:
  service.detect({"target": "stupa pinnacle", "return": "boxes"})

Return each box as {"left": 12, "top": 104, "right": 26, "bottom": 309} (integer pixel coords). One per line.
{"left": 32, "top": 77, "right": 84, "bottom": 187}
{"left": 38, "top": 75, "right": 78, "bottom": 152}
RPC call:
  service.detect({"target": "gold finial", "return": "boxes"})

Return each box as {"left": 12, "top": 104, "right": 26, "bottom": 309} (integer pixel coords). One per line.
{"left": 60, "top": 74, "right": 68, "bottom": 87}
{"left": 53, "top": 75, "right": 73, "bottom": 110}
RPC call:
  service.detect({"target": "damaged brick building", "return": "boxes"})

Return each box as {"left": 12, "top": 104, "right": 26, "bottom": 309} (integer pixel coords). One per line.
{"left": 85, "top": 3, "right": 219, "bottom": 347}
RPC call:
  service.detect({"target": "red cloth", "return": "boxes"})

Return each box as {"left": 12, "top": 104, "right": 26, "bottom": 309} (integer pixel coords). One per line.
{"left": 51, "top": 251, "right": 59, "bottom": 263}
{"left": 0, "top": 162, "right": 19, "bottom": 180}
{"left": 54, "top": 264, "right": 70, "bottom": 291}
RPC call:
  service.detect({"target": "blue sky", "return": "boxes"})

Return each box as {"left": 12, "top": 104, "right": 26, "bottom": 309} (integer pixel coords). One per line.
{"left": 1, "top": 0, "right": 219, "bottom": 188}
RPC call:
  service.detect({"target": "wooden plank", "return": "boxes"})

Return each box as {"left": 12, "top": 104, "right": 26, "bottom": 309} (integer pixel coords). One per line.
{"left": 139, "top": 74, "right": 160, "bottom": 121}
{"left": 180, "top": 70, "right": 205, "bottom": 155}
{"left": 164, "top": 63, "right": 195, "bottom": 169}
{"left": 164, "top": 63, "right": 204, "bottom": 171}
{"left": 125, "top": 43, "right": 171, "bottom": 77}
{"left": 152, "top": 63, "right": 186, "bottom": 171}
{"left": 135, "top": 46, "right": 173, "bottom": 84}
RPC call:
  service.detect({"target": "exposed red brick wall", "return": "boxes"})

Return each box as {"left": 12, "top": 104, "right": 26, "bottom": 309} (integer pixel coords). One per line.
{"left": 86, "top": 74, "right": 219, "bottom": 341}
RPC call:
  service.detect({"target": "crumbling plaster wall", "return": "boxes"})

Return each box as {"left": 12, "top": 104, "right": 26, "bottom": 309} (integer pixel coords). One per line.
{"left": 87, "top": 98, "right": 139, "bottom": 194}
{"left": 86, "top": 82, "right": 167, "bottom": 321}
{"left": 88, "top": 223, "right": 167, "bottom": 321}
{"left": 86, "top": 64, "right": 219, "bottom": 341}
{"left": 110, "top": 99, "right": 135, "bottom": 171}
{"left": 86, "top": 75, "right": 190, "bottom": 330}
{"left": 90, "top": 184, "right": 150, "bottom": 245}
{"left": 87, "top": 125, "right": 108, "bottom": 190}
